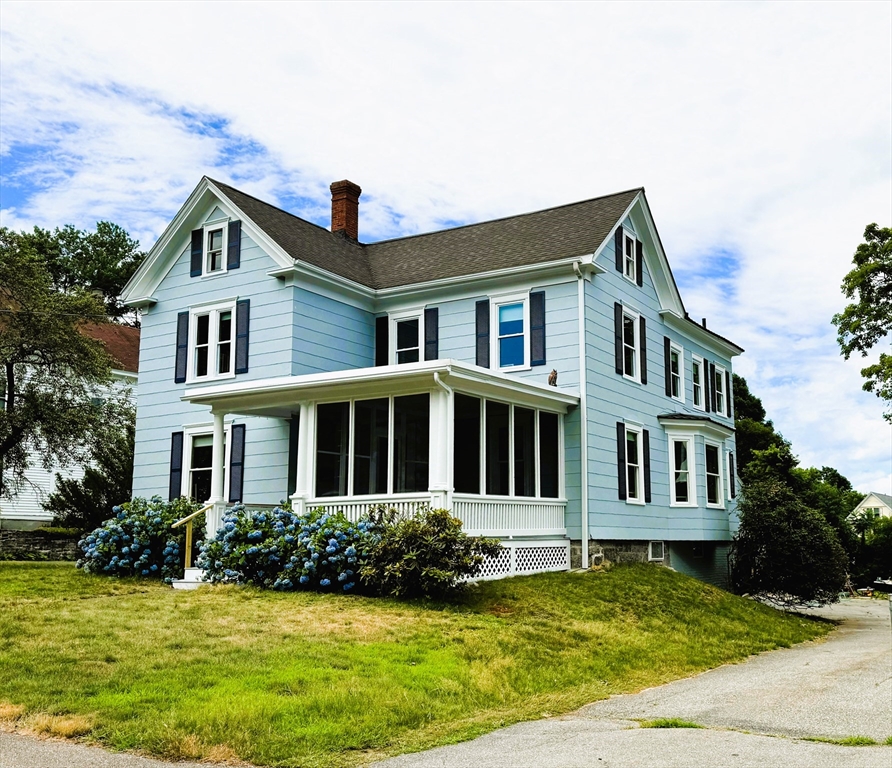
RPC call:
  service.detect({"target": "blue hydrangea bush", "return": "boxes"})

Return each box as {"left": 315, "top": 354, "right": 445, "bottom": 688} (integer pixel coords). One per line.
{"left": 77, "top": 496, "right": 202, "bottom": 583}
{"left": 198, "top": 505, "right": 378, "bottom": 592}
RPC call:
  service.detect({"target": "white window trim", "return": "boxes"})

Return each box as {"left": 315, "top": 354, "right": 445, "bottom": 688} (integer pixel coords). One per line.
{"left": 668, "top": 433, "right": 697, "bottom": 507}
{"left": 181, "top": 423, "right": 232, "bottom": 501}
{"left": 621, "top": 306, "right": 642, "bottom": 384}
{"left": 622, "top": 231, "right": 638, "bottom": 285}
{"left": 186, "top": 298, "right": 237, "bottom": 384}
{"left": 648, "top": 541, "right": 665, "bottom": 561}
{"left": 669, "top": 342, "right": 685, "bottom": 403}
{"left": 691, "top": 354, "right": 705, "bottom": 412}
{"left": 389, "top": 308, "right": 424, "bottom": 366}
{"left": 490, "top": 291, "right": 531, "bottom": 372}
{"left": 714, "top": 364, "right": 727, "bottom": 416}
{"left": 202, "top": 219, "right": 229, "bottom": 277}
{"left": 704, "top": 440, "right": 725, "bottom": 509}
{"left": 624, "top": 422, "right": 645, "bottom": 505}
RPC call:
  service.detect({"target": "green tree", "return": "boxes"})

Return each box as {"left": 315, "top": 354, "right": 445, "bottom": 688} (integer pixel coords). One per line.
{"left": 852, "top": 517, "right": 892, "bottom": 585}
{"left": 42, "top": 407, "right": 135, "bottom": 531}
{"left": 729, "top": 478, "right": 848, "bottom": 608}
{"left": 832, "top": 223, "right": 892, "bottom": 421}
{"left": 0, "top": 229, "right": 129, "bottom": 498}
{"left": 16, "top": 221, "right": 145, "bottom": 324}
{"left": 732, "top": 374, "right": 786, "bottom": 472}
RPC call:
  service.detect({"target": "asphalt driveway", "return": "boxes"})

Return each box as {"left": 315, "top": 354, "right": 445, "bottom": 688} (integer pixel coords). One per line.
{"left": 1, "top": 598, "right": 889, "bottom": 768}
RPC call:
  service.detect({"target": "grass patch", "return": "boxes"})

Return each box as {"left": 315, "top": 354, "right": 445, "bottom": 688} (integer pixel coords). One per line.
{"left": 808, "top": 735, "right": 881, "bottom": 747}
{"left": 640, "top": 718, "right": 704, "bottom": 729}
{"left": 0, "top": 561, "right": 831, "bottom": 767}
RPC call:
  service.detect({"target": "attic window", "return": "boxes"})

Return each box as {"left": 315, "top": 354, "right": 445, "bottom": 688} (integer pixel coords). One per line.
{"left": 623, "top": 233, "right": 637, "bottom": 283}
{"left": 204, "top": 223, "right": 228, "bottom": 275}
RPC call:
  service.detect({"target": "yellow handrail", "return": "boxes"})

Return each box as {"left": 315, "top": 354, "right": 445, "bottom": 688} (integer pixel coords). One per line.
{"left": 172, "top": 503, "right": 213, "bottom": 570}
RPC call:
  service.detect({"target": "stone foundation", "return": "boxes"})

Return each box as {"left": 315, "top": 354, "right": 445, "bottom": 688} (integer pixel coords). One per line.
{"left": 0, "top": 530, "right": 79, "bottom": 561}
{"left": 570, "top": 539, "right": 671, "bottom": 569}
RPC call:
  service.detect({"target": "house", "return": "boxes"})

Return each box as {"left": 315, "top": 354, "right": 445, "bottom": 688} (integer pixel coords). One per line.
{"left": 851, "top": 492, "right": 892, "bottom": 520}
{"left": 121, "top": 178, "right": 742, "bottom": 586}
{"left": 0, "top": 323, "right": 140, "bottom": 530}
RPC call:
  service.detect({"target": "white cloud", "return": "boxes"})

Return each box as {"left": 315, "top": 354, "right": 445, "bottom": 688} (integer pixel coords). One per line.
{"left": 1, "top": 0, "right": 890, "bottom": 492}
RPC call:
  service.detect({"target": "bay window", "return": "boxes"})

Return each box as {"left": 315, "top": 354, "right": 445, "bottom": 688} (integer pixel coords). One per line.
{"left": 669, "top": 435, "right": 696, "bottom": 506}
{"left": 705, "top": 442, "right": 723, "bottom": 507}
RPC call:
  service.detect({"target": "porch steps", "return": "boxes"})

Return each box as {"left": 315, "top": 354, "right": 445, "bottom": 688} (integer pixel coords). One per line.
{"left": 172, "top": 567, "right": 204, "bottom": 590}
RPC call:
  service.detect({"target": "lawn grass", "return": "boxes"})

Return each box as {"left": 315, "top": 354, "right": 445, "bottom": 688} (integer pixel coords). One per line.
{"left": 0, "top": 562, "right": 831, "bottom": 767}
{"left": 640, "top": 718, "right": 704, "bottom": 729}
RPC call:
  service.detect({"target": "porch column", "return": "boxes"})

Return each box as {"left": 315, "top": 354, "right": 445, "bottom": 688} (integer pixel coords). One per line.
{"left": 206, "top": 409, "right": 226, "bottom": 537}
{"left": 290, "top": 401, "right": 315, "bottom": 515}
{"left": 428, "top": 379, "right": 453, "bottom": 510}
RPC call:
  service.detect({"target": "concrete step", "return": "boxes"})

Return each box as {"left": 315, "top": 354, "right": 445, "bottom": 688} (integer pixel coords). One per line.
{"left": 171, "top": 567, "right": 204, "bottom": 590}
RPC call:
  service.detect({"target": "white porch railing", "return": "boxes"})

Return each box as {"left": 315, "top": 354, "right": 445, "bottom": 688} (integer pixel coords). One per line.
{"left": 452, "top": 495, "right": 566, "bottom": 537}
{"left": 308, "top": 494, "right": 430, "bottom": 522}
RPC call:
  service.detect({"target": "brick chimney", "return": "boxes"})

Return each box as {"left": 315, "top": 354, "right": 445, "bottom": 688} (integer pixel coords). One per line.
{"left": 330, "top": 180, "right": 362, "bottom": 240}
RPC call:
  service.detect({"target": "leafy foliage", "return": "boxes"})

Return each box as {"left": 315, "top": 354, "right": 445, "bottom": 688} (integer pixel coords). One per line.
{"left": 359, "top": 506, "right": 503, "bottom": 599}
{"left": 42, "top": 406, "right": 135, "bottom": 532}
{"left": 0, "top": 229, "right": 130, "bottom": 498}
{"left": 832, "top": 223, "right": 892, "bottom": 420}
{"left": 729, "top": 478, "right": 848, "bottom": 608}
{"left": 14, "top": 221, "right": 145, "bottom": 323}
{"left": 199, "top": 505, "right": 375, "bottom": 592}
{"left": 850, "top": 515, "right": 892, "bottom": 586}
{"left": 77, "top": 496, "right": 202, "bottom": 582}
{"left": 732, "top": 374, "right": 787, "bottom": 472}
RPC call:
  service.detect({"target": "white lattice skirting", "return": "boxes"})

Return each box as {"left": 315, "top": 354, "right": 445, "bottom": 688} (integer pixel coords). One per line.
{"left": 474, "top": 539, "right": 571, "bottom": 581}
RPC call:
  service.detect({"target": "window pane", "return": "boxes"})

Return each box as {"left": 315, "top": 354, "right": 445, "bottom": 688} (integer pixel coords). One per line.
{"left": 454, "top": 394, "right": 480, "bottom": 494}
{"left": 539, "top": 411, "right": 559, "bottom": 498}
{"left": 674, "top": 440, "right": 688, "bottom": 503}
{"left": 219, "top": 312, "right": 232, "bottom": 342}
{"left": 706, "top": 445, "right": 719, "bottom": 475}
{"left": 316, "top": 402, "right": 350, "bottom": 497}
{"left": 485, "top": 400, "right": 509, "bottom": 495}
{"left": 396, "top": 319, "right": 419, "bottom": 351}
{"left": 393, "top": 394, "right": 429, "bottom": 493}
{"left": 218, "top": 342, "right": 231, "bottom": 374}
{"left": 353, "top": 398, "right": 389, "bottom": 495}
{"left": 196, "top": 314, "right": 209, "bottom": 345}
{"left": 499, "top": 335, "right": 524, "bottom": 367}
{"left": 514, "top": 407, "right": 536, "bottom": 497}
{"left": 397, "top": 349, "right": 420, "bottom": 364}
{"left": 627, "top": 465, "right": 639, "bottom": 499}
{"left": 208, "top": 229, "right": 223, "bottom": 251}
{"left": 708, "top": 476, "right": 719, "bottom": 505}
{"left": 498, "top": 304, "right": 524, "bottom": 336}
{"left": 196, "top": 346, "right": 208, "bottom": 377}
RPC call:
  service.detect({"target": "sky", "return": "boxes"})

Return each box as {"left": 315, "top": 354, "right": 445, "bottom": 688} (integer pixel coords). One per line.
{"left": 1, "top": 1, "right": 890, "bottom": 494}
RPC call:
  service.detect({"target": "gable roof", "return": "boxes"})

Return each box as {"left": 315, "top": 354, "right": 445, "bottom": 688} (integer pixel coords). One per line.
{"left": 867, "top": 492, "right": 892, "bottom": 507}
{"left": 81, "top": 323, "right": 140, "bottom": 373}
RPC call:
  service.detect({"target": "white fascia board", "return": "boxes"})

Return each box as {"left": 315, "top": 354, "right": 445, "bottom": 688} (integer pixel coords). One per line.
{"left": 661, "top": 311, "right": 744, "bottom": 359}
{"left": 181, "top": 359, "right": 579, "bottom": 417}
{"left": 122, "top": 177, "right": 295, "bottom": 306}
{"left": 658, "top": 415, "right": 735, "bottom": 440}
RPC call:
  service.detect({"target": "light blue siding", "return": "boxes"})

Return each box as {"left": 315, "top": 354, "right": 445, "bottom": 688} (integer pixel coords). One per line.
{"left": 292, "top": 288, "right": 374, "bottom": 375}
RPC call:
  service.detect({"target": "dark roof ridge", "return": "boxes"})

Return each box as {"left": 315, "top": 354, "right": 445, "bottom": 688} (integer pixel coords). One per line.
{"left": 206, "top": 177, "right": 366, "bottom": 250}
{"left": 365, "top": 187, "right": 645, "bottom": 248}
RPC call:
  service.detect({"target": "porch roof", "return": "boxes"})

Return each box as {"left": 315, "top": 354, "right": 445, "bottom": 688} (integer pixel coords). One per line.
{"left": 181, "top": 359, "right": 580, "bottom": 418}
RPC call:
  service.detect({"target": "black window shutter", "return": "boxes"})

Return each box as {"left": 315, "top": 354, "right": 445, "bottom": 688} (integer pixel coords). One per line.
{"left": 375, "top": 316, "right": 389, "bottom": 366}
{"left": 663, "top": 336, "right": 672, "bottom": 396}
{"left": 614, "top": 303, "right": 624, "bottom": 375}
{"left": 169, "top": 431, "right": 184, "bottom": 501}
{"left": 235, "top": 299, "right": 250, "bottom": 374}
{"left": 287, "top": 414, "right": 300, "bottom": 497}
{"left": 174, "top": 312, "right": 189, "bottom": 383}
{"left": 616, "top": 422, "right": 627, "bottom": 500}
{"left": 476, "top": 299, "right": 490, "bottom": 368}
{"left": 614, "top": 226, "right": 624, "bottom": 272}
{"left": 726, "top": 370, "right": 733, "bottom": 417}
{"left": 710, "top": 363, "right": 717, "bottom": 412}
{"left": 190, "top": 229, "right": 203, "bottom": 277}
{"left": 643, "top": 429, "right": 651, "bottom": 503}
{"left": 703, "top": 357, "right": 711, "bottom": 412}
{"left": 227, "top": 220, "right": 241, "bottom": 270}
{"left": 635, "top": 240, "right": 644, "bottom": 287}
{"left": 530, "top": 291, "right": 546, "bottom": 366}
{"left": 639, "top": 316, "right": 648, "bottom": 385}
{"left": 228, "top": 424, "right": 246, "bottom": 503}
{"left": 424, "top": 307, "right": 439, "bottom": 361}
{"left": 729, "top": 452, "right": 737, "bottom": 498}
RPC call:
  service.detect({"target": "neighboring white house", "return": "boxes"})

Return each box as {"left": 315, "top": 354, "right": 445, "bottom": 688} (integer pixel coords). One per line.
{"left": 0, "top": 323, "right": 140, "bottom": 531}
{"left": 121, "top": 177, "right": 744, "bottom": 586}
{"left": 851, "top": 492, "right": 892, "bottom": 521}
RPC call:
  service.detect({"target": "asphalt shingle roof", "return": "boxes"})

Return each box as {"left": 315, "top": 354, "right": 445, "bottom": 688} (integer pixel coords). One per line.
{"left": 211, "top": 179, "right": 640, "bottom": 290}
{"left": 81, "top": 323, "right": 140, "bottom": 372}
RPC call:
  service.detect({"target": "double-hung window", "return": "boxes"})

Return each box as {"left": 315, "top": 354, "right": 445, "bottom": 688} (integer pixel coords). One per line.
{"left": 705, "top": 442, "right": 724, "bottom": 507}
{"left": 181, "top": 426, "right": 231, "bottom": 502}
{"left": 714, "top": 365, "right": 726, "bottom": 415}
{"left": 394, "top": 315, "right": 421, "bottom": 364}
{"left": 203, "top": 221, "right": 228, "bottom": 276}
{"left": 188, "top": 301, "right": 235, "bottom": 382}
{"left": 491, "top": 293, "right": 530, "bottom": 370}
{"left": 691, "top": 355, "right": 704, "bottom": 411}
{"left": 623, "top": 308, "right": 639, "bottom": 381}
{"left": 669, "top": 343, "right": 684, "bottom": 401}
{"left": 623, "top": 232, "right": 637, "bottom": 283}
{"left": 625, "top": 425, "right": 644, "bottom": 503}
{"left": 669, "top": 435, "right": 696, "bottom": 506}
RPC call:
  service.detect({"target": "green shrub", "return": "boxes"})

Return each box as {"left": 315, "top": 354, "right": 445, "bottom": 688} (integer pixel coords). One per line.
{"left": 77, "top": 496, "right": 202, "bottom": 582}
{"left": 32, "top": 526, "right": 82, "bottom": 539}
{"left": 359, "top": 507, "right": 503, "bottom": 599}
{"left": 199, "top": 505, "right": 377, "bottom": 592}
{"left": 729, "top": 479, "right": 848, "bottom": 608}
